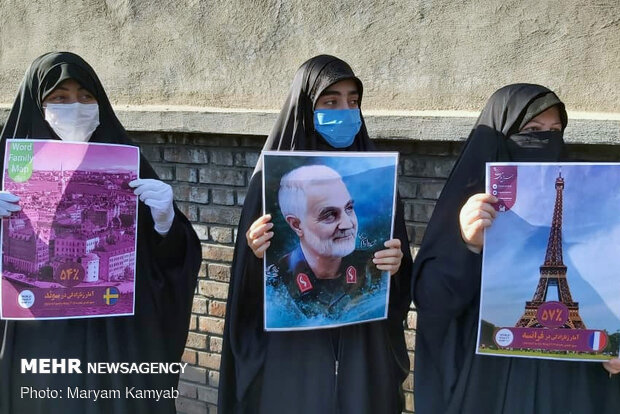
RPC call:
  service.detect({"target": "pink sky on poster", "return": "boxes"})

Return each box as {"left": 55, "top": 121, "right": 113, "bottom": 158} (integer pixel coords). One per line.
{"left": 1, "top": 139, "right": 139, "bottom": 319}
{"left": 4, "top": 140, "right": 139, "bottom": 172}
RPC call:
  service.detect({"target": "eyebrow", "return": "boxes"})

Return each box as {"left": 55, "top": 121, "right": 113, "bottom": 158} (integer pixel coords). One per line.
{"left": 54, "top": 85, "right": 90, "bottom": 92}
{"left": 319, "top": 206, "right": 337, "bottom": 214}
{"left": 51, "top": 86, "right": 91, "bottom": 93}
{"left": 319, "top": 89, "right": 359, "bottom": 97}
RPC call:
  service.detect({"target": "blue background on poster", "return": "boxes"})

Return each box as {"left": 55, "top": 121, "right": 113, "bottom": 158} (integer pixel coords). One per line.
{"left": 263, "top": 153, "right": 397, "bottom": 330}
{"left": 482, "top": 164, "right": 620, "bottom": 333}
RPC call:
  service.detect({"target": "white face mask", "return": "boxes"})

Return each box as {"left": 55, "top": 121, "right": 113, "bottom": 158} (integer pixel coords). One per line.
{"left": 44, "top": 103, "right": 100, "bottom": 142}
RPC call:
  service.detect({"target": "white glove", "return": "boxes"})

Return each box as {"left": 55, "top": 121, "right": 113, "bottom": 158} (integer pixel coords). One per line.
{"left": 128, "top": 179, "right": 175, "bottom": 236}
{"left": 0, "top": 191, "right": 21, "bottom": 217}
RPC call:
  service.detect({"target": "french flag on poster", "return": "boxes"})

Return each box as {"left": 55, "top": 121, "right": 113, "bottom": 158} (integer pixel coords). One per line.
{"left": 588, "top": 331, "right": 607, "bottom": 351}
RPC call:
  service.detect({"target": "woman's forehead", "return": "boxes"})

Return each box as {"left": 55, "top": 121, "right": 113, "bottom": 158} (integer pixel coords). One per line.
{"left": 51, "top": 78, "right": 84, "bottom": 89}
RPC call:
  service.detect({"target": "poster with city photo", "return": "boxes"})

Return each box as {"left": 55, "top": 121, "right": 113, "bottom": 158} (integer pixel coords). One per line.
{"left": 0, "top": 139, "right": 140, "bottom": 320}
{"left": 262, "top": 151, "right": 398, "bottom": 331}
{"left": 478, "top": 162, "right": 620, "bottom": 361}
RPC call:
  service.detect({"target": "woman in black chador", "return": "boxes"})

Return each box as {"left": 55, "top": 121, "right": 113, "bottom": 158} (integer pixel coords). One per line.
{"left": 218, "top": 55, "right": 413, "bottom": 413}
{"left": 412, "top": 83, "right": 620, "bottom": 413}
{"left": 0, "top": 52, "right": 201, "bottom": 414}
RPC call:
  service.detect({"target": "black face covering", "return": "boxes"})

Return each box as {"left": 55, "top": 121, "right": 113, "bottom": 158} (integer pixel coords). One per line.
{"left": 411, "top": 84, "right": 572, "bottom": 414}
{"left": 506, "top": 130, "right": 565, "bottom": 161}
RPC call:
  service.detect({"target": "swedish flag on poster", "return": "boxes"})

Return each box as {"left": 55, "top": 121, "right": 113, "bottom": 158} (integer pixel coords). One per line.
{"left": 103, "top": 287, "right": 120, "bottom": 306}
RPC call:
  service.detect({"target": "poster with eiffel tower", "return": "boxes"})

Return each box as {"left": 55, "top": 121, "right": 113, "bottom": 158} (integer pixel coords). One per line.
{"left": 477, "top": 163, "right": 620, "bottom": 361}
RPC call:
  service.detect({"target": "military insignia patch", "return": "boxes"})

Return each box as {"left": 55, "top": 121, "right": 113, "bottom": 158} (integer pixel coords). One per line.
{"left": 296, "top": 273, "right": 313, "bottom": 293}
{"left": 345, "top": 266, "right": 357, "bottom": 283}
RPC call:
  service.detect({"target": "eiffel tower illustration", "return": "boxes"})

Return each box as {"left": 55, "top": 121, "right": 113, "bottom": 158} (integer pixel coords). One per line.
{"left": 515, "top": 171, "right": 586, "bottom": 329}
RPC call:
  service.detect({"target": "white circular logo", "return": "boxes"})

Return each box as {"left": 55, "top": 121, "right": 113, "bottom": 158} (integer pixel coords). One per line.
{"left": 18, "top": 290, "right": 35, "bottom": 309}
{"left": 495, "top": 328, "right": 514, "bottom": 347}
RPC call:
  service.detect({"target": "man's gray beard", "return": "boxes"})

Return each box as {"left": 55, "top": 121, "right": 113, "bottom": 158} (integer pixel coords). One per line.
{"left": 303, "top": 229, "right": 357, "bottom": 258}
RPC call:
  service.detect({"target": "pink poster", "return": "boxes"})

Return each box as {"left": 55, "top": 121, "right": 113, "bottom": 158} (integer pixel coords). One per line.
{"left": 1, "top": 139, "right": 139, "bottom": 319}
{"left": 489, "top": 165, "right": 517, "bottom": 212}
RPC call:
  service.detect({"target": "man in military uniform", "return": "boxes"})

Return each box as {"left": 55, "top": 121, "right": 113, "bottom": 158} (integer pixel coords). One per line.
{"left": 276, "top": 243, "right": 382, "bottom": 318}
{"left": 275, "top": 164, "right": 383, "bottom": 318}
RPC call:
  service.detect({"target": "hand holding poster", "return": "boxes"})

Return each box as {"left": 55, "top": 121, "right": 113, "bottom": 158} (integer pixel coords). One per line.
{"left": 1, "top": 139, "right": 139, "bottom": 320}
{"left": 478, "top": 162, "right": 620, "bottom": 361}
{"left": 262, "top": 151, "right": 398, "bottom": 331}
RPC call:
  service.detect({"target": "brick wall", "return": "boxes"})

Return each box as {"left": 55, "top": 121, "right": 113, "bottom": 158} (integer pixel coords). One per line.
{"left": 129, "top": 131, "right": 620, "bottom": 414}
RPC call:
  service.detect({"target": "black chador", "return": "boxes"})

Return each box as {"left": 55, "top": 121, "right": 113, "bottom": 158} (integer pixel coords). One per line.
{"left": 411, "top": 83, "right": 620, "bottom": 414}
{"left": 218, "top": 55, "right": 413, "bottom": 414}
{"left": 0, "top": 52, "right": 201, "bottom": 414}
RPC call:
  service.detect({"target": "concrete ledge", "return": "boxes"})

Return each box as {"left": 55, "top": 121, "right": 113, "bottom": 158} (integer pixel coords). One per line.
{"left": 0, "top": 105, "right": 618, "bottom": 145}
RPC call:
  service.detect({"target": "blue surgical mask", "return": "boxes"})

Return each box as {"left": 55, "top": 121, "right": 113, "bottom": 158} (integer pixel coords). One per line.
{"left": 313, "top": 109, "right": 362, "bottom": 148}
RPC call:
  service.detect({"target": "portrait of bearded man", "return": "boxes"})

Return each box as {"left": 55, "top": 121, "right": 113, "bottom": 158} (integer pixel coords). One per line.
{"left": 274, "top": 164, "right": 383, "bottom": 319}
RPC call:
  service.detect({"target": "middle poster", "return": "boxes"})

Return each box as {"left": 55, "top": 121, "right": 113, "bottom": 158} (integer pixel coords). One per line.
{"left": 262, "top": 151, "right": 398, "bottom": 331}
